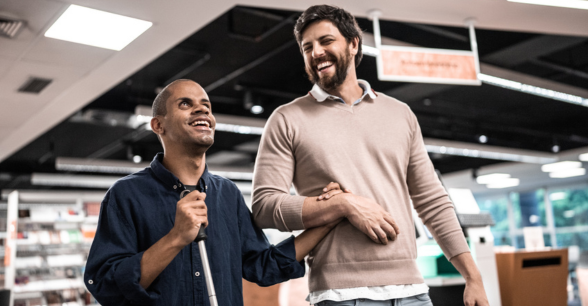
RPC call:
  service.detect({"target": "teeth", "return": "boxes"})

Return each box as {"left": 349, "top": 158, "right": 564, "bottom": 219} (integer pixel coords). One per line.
{"left": 191, "top": 120, "right": 210, "bottom": 127}
{"left": 317, "top": 61, "right": 333, "bottom": 70}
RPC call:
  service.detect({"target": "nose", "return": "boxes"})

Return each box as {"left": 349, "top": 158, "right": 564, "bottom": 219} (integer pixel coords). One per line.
{"left": 191, "top": 103, "right": 210, "bottom": 115}
{"left": 312, "top": 42, "right": 325, "bottom": 59}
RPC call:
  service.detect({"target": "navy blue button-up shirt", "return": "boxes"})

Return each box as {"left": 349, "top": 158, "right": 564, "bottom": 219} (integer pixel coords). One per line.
{"left": 84, "top": 153, "right": 305, "bottom": 305}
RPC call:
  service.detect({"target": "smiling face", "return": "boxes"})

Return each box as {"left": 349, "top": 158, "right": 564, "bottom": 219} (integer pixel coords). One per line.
{"left": 301, "top": 20, "right": 358, "bottom": 91}
{"left": 151, "top": 80, "right": 216, "bottom": 153}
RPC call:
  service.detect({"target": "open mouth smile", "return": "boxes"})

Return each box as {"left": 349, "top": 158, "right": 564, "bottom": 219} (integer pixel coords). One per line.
{"left": 189, "top": 118, "right": 212, "bottom": 131}
{"left": 317, "top": 61, "right": 334, "bottom": 72}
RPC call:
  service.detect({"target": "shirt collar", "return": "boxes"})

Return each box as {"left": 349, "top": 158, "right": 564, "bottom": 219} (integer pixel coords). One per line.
{"left": 309, "top": 79, "right": 377, "bottom": 102}
{"left": 150, "top": 152, "right": 209, "bottom": 191}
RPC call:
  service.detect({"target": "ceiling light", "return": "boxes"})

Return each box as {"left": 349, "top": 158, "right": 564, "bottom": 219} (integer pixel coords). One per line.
{"left": 479, "top": 73, "right": 588, "bottom": 107}
{"left": 478, "top": 135, "right": 488, "bottom": 144}
{"left": 508, "top": 0, "right": 588, "bottom": 10}
{"left": 476, "top": 173, "right": 511, "bottom": 184}
{"left": 425, "top": 144, "right": 556, "bottom": 164}
{"left": 487, "top": 178, "right": 520, "bottom": 189}
{"left": 132, "top": 155, "right": 142, "bottom": 164}
{"left": 215, "top": 123, "right": 264, "bottom": 135}
{"left": 541, "top": 161, "right": 582, "bottom": 173}
{"left": 250, "top": 105, "right": 264, "bottom": 115}
{"left": 362, "top": 44, "right": 380, "bottom": 57}
{"left": 552, "top": 145, "right": 560, "bottom": 153}
{"left": 580, "top": 153, "right": 588, "bottom": 162}
{"left": 45, "top": 4, "right": 152, "bottom": 51}
{"left": 549, "top": 168, "right": 586, "bottom": 178}
{"left": 56, "top": 157, "right": 149, "bottom": 174}
{"left": 549, "top": 192, "right": 566, "bottom": 201}
{"left": 31, "top": 173, "right": 121, "bottom": 189}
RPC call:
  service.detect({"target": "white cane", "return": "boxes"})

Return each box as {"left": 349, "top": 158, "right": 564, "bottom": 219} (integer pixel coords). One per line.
{"left": 181, "top": 190, "right": 218, "bottom": 306}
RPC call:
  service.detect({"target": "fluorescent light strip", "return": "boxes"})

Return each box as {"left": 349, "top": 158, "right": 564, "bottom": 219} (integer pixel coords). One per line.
{"left": 476, "top": 173, "right": 511, "bottom": 184}
{"left": 580, "top": 153, "right": 588, "bottom": 162}
{"left": 549, "top": 168, "right": 586, "bottom": 178}
{"left": 479, "top": 74, "right": 588, "bottom": 107}
{"left": 362, "top": 45, "right": 380, "bottom": 57}
{"left": 56, "top": 157, "right": 149, "bottom": 174}
{"left": 541, "top": 161, "right": 582, "bottom": 172}
{"left": 487, "top": 178, "right": 520, "bottom": 189}
{"left": 45, "top": 5, "right": 152, "bottom": 51}
{"left": 214, "top": 123, "right": 264, "bottom": 135}
{"left": 508, "top": 0, "right": 588, "bottom": 10}
{"left": 31, "top": 173, "right": 120, "bottom": 189}
{"left": 425, "top": 144, "right": 556, "bottom": 164}
{"left": 210, "top": 170, "right": 254, "bottom": 181}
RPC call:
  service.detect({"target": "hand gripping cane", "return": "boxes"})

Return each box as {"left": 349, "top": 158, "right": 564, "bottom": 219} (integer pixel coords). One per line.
{"left": 180, "top": 190, "right": 218, "bottom": 306}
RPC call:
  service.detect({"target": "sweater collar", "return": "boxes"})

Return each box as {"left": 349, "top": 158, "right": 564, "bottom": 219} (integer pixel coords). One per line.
{"left": 309, "top": 79, "right": 377, "bottom": 102}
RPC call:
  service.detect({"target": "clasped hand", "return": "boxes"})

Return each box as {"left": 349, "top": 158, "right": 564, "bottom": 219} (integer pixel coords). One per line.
{"left": 317, "top": 182, "right": 400, "bottom": 245}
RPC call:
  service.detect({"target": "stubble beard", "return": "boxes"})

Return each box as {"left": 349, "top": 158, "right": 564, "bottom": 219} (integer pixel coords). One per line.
{"left": 306, "top": 48, "right": 352, "bottom": 92}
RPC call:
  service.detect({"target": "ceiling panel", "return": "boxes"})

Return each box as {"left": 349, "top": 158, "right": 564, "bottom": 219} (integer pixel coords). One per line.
{"left": 24, "top": 37, "right": 115, "bottom": 69}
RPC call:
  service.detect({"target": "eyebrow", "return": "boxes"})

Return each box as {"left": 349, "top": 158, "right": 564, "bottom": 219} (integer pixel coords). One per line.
{"left": 176, "top": 97, "right": 211, "bottom": 103}
{"left": 302, "top": 34, "right": 336, "bottom": 49}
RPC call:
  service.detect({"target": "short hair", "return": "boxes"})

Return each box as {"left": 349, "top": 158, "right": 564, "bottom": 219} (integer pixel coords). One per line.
{"left": 294, "top": 5, "right": 363, "bottom": 67}
{"left": 152, "top": 79, "right": 193, "bottom": 117}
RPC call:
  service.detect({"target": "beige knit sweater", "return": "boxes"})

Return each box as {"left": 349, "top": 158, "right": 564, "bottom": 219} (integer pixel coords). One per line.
{"left": 252, "top": 92, "right": 470, "bottom": 292}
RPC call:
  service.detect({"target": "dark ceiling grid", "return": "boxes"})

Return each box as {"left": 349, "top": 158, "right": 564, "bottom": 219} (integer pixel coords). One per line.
{"left": 2, "top": 5, "right": 588, "bottom": 190}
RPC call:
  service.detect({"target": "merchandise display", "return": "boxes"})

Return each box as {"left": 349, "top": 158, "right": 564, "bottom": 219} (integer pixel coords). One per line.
{"left": 0, "top": 200, "right": 99, "bottom": 306}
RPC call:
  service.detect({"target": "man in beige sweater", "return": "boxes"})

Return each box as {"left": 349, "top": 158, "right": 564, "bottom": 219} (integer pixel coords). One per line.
{"left": 252, "top": 5, "right": 489, "bottom": 306}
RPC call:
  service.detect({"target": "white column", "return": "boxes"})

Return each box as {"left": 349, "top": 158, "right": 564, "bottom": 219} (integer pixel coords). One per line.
{"left": 5, "top": 190, "right": 18, "bottom": 306}
{"left": 543, "top": 187, "right": 558, "bottom": 247}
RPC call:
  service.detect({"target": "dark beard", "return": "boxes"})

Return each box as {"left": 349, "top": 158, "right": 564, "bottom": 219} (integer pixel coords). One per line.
{"left": 306, "top": 48, "right": 352, "bottom": 92}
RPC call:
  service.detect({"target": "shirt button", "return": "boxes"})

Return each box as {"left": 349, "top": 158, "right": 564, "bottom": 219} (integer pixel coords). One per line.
{"left": 178, "top": 183, "right": 182, "bottom": 187}
{"left": 173, "top": 185, "right": 177, "bottom": 189}
{"left": 88, "top": 280, "right": 93, "bottom": 285}
{"left": 195, "top": 272, "right": 200, "bottom": 277}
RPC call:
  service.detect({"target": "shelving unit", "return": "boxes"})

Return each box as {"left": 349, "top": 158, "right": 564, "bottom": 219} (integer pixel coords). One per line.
{"left": 0, "top": 190, "right": 104, "bottom": 306}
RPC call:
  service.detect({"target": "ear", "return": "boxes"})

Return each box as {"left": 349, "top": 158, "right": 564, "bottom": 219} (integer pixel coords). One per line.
{"left": 349, "top": 37, "right": 359, "bottom": 56}
{"left": 151, "top": 116, "right": 164, "bottom": 136}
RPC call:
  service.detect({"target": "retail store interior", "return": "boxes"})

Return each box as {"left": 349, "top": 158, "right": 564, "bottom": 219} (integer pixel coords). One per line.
{"left": 0, "top": 0, "right": 587, "bottom": 305}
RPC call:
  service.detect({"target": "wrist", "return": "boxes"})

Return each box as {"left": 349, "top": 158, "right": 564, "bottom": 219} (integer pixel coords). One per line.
{"left": 464, "top": 274, "right": 483, "bottom": 284}
{"left": 337, "top": 193, "right": 353, "bottom": 217}
{"left": 166, "top": 228, "right": 188, "bottom": 250}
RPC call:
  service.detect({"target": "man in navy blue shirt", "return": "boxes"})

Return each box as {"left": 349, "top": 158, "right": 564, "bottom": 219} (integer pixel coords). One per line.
{"left": 84, "top": 79, "right": 336, "bottom": 306}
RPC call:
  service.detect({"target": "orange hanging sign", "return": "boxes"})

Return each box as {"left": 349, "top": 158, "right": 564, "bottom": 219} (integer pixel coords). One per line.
{"left": 377, "top": 45, "right": 481, "bottom": 85}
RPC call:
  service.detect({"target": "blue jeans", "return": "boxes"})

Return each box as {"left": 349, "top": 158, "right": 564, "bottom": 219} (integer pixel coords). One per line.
{"left": 315, "top": 294, "right": 434, "bottom": 306}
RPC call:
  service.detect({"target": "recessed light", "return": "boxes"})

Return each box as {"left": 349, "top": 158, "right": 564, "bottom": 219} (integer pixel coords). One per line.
{"left": 132, "top": 155, "right": 142, "bottom": 164}
{"left": 487, "top": 178, "right": 520, "bottom": 189}
{"left": 580, "top": 153, "right": 588, "bottom": 162}
{"left": 549, "top": 168, "right": 586, "bottom": 178}
{"left": 250, "top": 105, "right": 264, "bottom": 115}
{"left": 552, "top": 145, "right": 560, "bottom": 153}
{"left": 478, "top": 135, "right": 488, "bottom": 144}
{"left": 508, "top": 0, "right": 588, "bottom": 10}
{"left": 45, "top": 4, "right": 152, "bottom": 51}
{"left": 541, "top": 161, "right": 582, "bottom": 173}
{"left": 476, "top": 173, "right": 511, "bottom": 185}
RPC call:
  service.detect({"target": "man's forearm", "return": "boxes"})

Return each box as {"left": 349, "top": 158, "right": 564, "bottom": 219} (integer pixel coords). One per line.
{"left": 301, "top": 195, "right": 348, "bottom": 228}
{"left": 293, "top": 222, "right": 338, "bottom": 261}
{"left": 139, "top": 232, "right": 184, "bottom": 289}
{"left": 450, "top": 252, "right": 482, "bottom": 282}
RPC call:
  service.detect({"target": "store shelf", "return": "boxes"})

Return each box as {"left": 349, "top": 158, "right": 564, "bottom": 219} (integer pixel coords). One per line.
{"left": 13, "top": 291, "right": 43, "bottom": 300}
{"left": 13, "top": 278, "right": 85, "bottom": 293}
